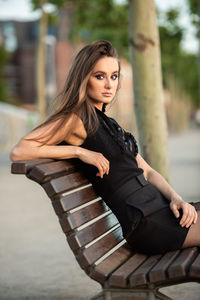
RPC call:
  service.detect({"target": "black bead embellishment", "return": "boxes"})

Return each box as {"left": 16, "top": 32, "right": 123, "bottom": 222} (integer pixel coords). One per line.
{"left": 96, "top": 108, "right": 138, "bottom": 156}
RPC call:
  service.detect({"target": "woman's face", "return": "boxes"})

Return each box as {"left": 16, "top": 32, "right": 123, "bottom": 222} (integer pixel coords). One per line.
{"left": 87, "top": 56, "right": 119, "bottom": 110}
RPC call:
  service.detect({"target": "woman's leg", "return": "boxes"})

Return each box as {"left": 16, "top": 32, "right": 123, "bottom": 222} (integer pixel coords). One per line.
{"left": 181, "top": 210, "right": 200, "bottom": 248}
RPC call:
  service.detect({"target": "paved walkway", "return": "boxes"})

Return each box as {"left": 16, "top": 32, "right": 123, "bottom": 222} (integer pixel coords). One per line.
{"left": 0, "top": 128, "right": 200, "bottom": 299}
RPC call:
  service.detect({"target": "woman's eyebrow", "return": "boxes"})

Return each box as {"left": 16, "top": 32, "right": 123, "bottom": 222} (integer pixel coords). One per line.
{"left": 93, "top": 70, "right": 119, "bottom": 74}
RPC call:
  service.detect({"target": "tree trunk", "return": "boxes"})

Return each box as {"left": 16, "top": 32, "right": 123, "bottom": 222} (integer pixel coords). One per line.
{"left": 36, "top": 0, "right": 48, "bottom": 122}
{"left": 128, "top": 0, "right": 170, "bottom": 181}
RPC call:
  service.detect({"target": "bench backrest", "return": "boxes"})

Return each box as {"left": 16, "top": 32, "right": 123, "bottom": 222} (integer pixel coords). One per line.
{"left": 11, "top": 159, "right": 200, "bottom": 288}
{"left": 11, "top": 158, "right": 127, "bottom": 275}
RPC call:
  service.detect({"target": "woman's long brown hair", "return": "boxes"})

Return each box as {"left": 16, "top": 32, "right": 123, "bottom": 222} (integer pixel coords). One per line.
{"left": 31, "top": 40, "right": 121, "bottom": 145}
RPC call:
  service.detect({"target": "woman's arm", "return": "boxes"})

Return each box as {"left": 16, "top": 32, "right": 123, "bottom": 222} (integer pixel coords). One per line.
{"left": 136, "top": 154, "right": 180, "bottom": 203}
{"left": 10, "top": 115, "right": 79, "bottom": 161}
{"left": 10, "top": 115, "right": 110, "bottom": 179}
{"left": 10, "top": 138, "right": 80, "bottom": 161}
{"left": 10, "top": 139, "right": 109, "bottom": 180}
{"left": 136, "top": 153, "right": 198, "bottom": 228}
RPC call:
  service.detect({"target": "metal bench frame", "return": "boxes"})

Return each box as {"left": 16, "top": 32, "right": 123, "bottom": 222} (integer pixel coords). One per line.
{"left": 11, "top": 158, "right": 200, "bottom": 300}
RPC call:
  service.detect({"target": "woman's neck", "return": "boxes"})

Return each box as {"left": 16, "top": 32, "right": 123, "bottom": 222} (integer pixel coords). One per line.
{"left": 94, "top": 103, "right": 103, "bottom": 111}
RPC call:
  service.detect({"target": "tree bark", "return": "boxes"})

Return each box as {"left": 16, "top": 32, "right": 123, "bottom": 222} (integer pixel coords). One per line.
{"left": 36, "top": 0, "right": 48, "bottom": 121}
{"left": 128, "top": 0, "right": 170, "bottom": 181}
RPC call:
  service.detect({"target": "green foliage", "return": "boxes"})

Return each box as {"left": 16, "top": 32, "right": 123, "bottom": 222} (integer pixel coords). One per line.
{"left": 68, "top": 1, "right": 198, "bottom": 106}
{"left": 159, "top": 8, "right": 198, "bottom": 107}
{"left": 69, "top": 0, "right": 129, "bottom": 59}
{"left": 0, "top": 45, "right": 10, "bottom": 102}
{"left": 188, "top": 0, "right": 199, "bottom": 13}
{"left": 187, "top": 0, "right": 200, "bottom": 37}
{"left": 29, "top": 0, "right": 198, "bottom": 107}
{"left": 159, "top": 26, "right": 183, "bottom": 83}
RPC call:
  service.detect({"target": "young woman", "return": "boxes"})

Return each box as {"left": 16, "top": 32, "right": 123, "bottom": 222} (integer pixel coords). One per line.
{"left": 10, "top": 40, "right": 200, "bottom": 254}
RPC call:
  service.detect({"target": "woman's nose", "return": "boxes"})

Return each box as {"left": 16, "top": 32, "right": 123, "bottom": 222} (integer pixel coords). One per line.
{"left": 104, "top": 78, "right": 112, "bottom": 89}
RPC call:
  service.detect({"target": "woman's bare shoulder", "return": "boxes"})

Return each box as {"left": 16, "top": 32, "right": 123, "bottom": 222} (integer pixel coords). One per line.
{"left": 23, "top": 113, "right": 86, "bottom": 145}
{"left": 65, "top": 113, "right": 87, "bottom": 146}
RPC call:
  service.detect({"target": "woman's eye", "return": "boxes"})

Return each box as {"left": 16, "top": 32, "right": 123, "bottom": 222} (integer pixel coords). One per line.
{"left": 95, "top": 74, "right": 118, "bottom": 80}
{"left": 112, "top": 74, "right": 118, "bottom": 80}
{"left": 95, "top": 75, "right": 104, "bottom": 80}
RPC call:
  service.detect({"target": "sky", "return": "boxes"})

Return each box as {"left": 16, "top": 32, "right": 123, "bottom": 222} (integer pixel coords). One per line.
{"left": 0, "top": 0, "right": 198, "bottom": 54}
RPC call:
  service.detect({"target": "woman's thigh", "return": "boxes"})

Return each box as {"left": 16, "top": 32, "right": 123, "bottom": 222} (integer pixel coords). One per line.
{"left": 181, "top": 210, "right": 200, "bottom": 248}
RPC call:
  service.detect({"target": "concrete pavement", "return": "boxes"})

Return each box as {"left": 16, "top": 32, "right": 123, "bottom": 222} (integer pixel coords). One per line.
{"left": 0, "top": 128, "right": 200, "bottom": 299}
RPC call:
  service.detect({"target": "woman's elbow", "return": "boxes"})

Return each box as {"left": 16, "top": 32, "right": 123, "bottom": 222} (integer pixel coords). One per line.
{"left": 10, "top": 138, "right": 33, "bottom": 161}
{"left": 10, "top": 146, "right": 20, "bottom": 161}
{"left": 10, "top": 143, "right": 25, "bottom": 161}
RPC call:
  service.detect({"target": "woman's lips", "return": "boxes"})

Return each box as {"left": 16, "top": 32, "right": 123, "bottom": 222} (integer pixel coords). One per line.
{"left": 102, "top": 93, "right": 112, "bottom": 97}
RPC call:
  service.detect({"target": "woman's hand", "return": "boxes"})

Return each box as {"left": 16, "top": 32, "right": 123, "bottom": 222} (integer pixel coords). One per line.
{"left": 169, "top": 197, "right": 198, "bottom": 228}
{"left": 77, "top": 147, "right": 110, "bottom": 178}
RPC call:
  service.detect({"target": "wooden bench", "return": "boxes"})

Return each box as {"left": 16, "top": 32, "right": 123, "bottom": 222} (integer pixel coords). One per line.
{"left": 11, "top": 158, "right": 200, "bottom": 300}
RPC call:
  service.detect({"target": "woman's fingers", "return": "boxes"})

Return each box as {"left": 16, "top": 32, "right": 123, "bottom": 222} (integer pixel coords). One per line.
{"left": 170, "top": 202, "right": 180, "bottom": 218}
{"left": 99, "top": 164, "right": 106, "bottom": 178}
{"left": 170, "top": 200, "right": 197, "bottom": 228}
{"left": 96, "top": 154, "right": 110, "bottom": 178}
{"left": 185, "top": 210, "right": 196, "bottom": 228}
{"left": 186, "top": 211, "right": 197, "bottom": 228}
{"left": 180, "top": 207, "right": 190, "bottom": 227}
{"left": 185, "top": 211, "right": 195, "bottom": 228}
{"left": 180, "top": 203, "right": 196, "bottom": 228}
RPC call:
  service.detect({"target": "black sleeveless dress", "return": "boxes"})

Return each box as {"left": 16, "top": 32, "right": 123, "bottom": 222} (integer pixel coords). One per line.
{"left": 62, "top": 106, "right": 199, "bottom": 254}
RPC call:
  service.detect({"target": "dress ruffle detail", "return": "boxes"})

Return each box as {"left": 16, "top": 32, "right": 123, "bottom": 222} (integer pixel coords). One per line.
{"left": 95, "top": 107, "right": 138, "bottom": 156}
{"left": 109, "top": 118, "right": 138, "bottom": 156}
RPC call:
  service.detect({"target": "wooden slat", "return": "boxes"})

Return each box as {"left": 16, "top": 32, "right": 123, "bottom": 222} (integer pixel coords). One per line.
{"left": 11, "top": 159, "right": 53, "bottom": 174}
{"left": 129, "top": 254, "right": 162, "bottom": 287}
{"left": 189, "top": 253, "right": 200, "bottom": 279}
{"left": 149, "top": 250, "right": 180, "bottom": 283}
{"left": 67, "top": 213, "right": 119, "bottom": 252}
{"left": 52, "top": 186, "right": 98, "bottom": 216}
{"left": 42, "top": 172, "right": 88, "bottom": 198}
{"left": 108, "top": 253, "right": 148, "bottom": 288}
{"left": 76, "top": 226, "right": 123, "bottom": 270}
{"left": 11, "top": 159, "right": 200, "bottom": 291}
{"left": 168, "top": 247, "right": 199, "bottom": 279}
{"left": 90, "top": 245, "right": 133, "bottom": 284}
{"left": 59, "top": 200, "right": 109, "bottom": 234}
{"left": 28, "top": 160, "right": 78, "bottom": 183}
